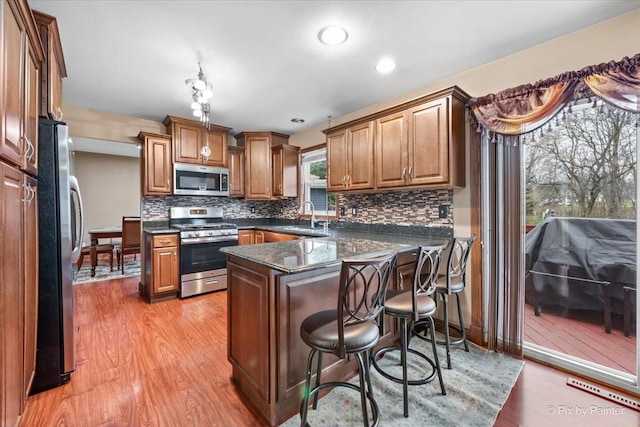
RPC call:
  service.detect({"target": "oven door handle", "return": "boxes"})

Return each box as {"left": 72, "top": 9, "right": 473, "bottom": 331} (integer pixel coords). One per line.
{"left": 181, "top": 236, "right": 239, "bottom": 245}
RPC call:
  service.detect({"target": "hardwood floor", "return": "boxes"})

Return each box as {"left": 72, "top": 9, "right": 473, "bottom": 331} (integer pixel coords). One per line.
{"left": 21, "top": 276, "right": 639, "bottom": 426}
{"left": 21, "top": 277, "right": 268, "bottom": 426}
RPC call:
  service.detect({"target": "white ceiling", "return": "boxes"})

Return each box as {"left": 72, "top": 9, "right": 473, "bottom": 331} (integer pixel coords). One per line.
{"left": 29, "top": 0, "right": 640, "bottom": 136}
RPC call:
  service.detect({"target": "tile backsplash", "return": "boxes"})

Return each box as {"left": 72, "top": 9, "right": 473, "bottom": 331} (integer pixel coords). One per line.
{"left": 141, "top": 189, "right": 453, "bottom": 227}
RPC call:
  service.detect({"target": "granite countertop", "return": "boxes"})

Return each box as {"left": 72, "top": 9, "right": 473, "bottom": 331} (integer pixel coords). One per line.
{"left": 221, "top": 237, "right": 414, "bottom": 273}
{"left": 221, "top": 234, "right": 448, "bottom": 273}
{"left": 240, "top": 224, "right": 450, "bottom": 247}
{"left": 143, "top": 226, "right": 179, "bottom": 235}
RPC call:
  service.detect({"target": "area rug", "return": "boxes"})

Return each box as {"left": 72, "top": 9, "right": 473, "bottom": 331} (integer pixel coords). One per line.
{"left": 73, "top": 259, "right": 140, "bottom": 285}
{"left": 282, "top": 335, "right": 523, "bottom": 427}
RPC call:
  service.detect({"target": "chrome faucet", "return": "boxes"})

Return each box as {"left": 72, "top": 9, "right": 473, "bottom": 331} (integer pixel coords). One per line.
{"left": 301, "top": 201, "right": 316, "bottom": 228}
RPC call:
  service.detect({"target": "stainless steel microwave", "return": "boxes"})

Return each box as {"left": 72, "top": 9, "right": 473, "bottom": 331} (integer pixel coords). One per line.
{"left": 173, "top": 163, "right": 229, "bottom": 196}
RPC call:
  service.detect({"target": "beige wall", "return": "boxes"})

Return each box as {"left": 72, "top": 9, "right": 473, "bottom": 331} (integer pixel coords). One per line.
{"left": 74, "top": 151, "right": 141, "bottom": 245}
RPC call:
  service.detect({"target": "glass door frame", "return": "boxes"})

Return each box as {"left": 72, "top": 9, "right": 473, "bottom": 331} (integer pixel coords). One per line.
{"left": 480, "top": 125, "right": 640, "bottom": 394}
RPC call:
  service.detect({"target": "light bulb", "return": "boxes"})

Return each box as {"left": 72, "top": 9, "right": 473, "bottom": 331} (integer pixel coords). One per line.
{"left": 194, "top": 79, "right": 206, "bottom": 90}
{"left": 318, "top": 26, "right": 348, "bottom": 46}
{"left": 191, "top": 101, "right": 202, "bottom": 110}
{"left": 202, "top": 89, "right": 213, "bottom": 100}
{"left": 193, "top": 110, "right": 202, "bottom": 118}
{"left": 376, "top": 58, "right": 396, "bottom": 74}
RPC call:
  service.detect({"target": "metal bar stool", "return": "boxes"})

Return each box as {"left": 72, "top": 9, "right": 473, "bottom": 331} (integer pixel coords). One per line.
{"left": 299, "top": 251, "right": 397, "bottom": 427}
{"left": 428, "top": 235, "right": 476, "bottom": 369}
{"left": 371, "top": 245, "right": 447, "bottom": 418}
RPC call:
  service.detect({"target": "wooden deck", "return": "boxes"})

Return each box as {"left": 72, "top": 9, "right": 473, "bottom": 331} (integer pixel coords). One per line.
{"left": 524, "top": 303, "right": 636, "bottom": 374}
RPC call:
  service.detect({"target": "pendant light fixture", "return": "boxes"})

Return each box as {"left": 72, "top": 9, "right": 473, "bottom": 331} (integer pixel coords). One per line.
{"left": 185, "top": 63, "right": 213, "bottom": 129}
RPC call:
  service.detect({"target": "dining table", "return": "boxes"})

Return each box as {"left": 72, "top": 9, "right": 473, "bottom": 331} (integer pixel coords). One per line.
{"left": 88, "top": 226, "right": 122, "bottom": 277}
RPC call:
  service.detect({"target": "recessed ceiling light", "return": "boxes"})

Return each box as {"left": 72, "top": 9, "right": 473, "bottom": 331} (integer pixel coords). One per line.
{"left": 318, "top": 26, "right": 348, "bottom": 46}
{"left": 376, "top": 58, "right": 396, "bottom": 74}
{"left": 291, "top": 118, "right": 305, "bottom": 123}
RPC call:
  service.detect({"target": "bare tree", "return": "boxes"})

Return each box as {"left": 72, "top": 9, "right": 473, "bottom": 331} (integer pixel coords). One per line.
{"left": 525, "top": 102, "right": 636, "bottom": 219}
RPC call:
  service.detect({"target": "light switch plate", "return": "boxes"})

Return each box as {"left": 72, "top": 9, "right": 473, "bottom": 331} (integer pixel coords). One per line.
{"left": 438, "top": 205, "right": 448, "bottom": 218}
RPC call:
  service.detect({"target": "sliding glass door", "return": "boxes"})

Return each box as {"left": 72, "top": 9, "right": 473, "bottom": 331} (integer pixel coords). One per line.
{"left": 522, "top": 99, "right": 638, "bottom": 390}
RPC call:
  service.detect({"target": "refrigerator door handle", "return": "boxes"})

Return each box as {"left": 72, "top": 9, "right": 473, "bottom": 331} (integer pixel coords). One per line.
{"left": 69, "top": 175, "right": 85, "bottom": 263}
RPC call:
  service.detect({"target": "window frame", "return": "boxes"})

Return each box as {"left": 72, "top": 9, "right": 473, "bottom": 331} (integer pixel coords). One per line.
{"left": 299, "top": 144, "right": 339, "bottom": 219}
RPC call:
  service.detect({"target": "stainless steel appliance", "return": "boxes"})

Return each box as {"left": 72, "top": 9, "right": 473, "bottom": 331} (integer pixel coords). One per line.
{"left": 31, "top": 118, "right": 85, "bottom": 394}
{"left": 173, "top": 163, "right": 230, "bottom": 196}
{"left": 169, "top": 207, "right": 238, "bottom": 298}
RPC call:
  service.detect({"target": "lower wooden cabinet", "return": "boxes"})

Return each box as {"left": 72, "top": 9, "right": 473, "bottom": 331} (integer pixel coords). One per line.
{"left": 238, "top": 229, "right": 299, "bottom": 245}
{"left": 262, "top": 231, "right": 299, "bottom": 243}
{"left": 142, "top": 232, "right": 179, "bottom": 302}
{"left": 238, "top": 229, "right": 254, "bottom": 245}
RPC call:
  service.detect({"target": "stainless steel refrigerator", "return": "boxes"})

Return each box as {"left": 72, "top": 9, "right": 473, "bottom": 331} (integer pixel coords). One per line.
{"left": 31, "top": 118, "right": 84, "bottom": 394}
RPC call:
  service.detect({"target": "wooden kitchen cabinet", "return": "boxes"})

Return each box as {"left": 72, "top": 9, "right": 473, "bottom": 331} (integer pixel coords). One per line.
{"left": 163, "top": 115, "right": 231, "bottom": 167}
{"left": 1, "top": 161, "right": 26, "bottom": 427}
{"left": 33, "top": 10, "right": 66, "bottom": 121}
{"left": 376, "top": 97, "right": 457, "bottom": 188}
{"left": 326, "top": 86, "right": 469, "bottom": 192}
{"left": 255, "top": 230, "right": 264, "bottom": 244}
{"left": 1, "top": 2, "right": 45, "bottom": 424}
{"left": 326, "top": 121, "right": 375, "bottom": 192}
{"left": 142, "top": 232, "right": 179, "bottom": 303}
{"left": 22, "top": 41, "right": 39, "bottom": 175}
{"left": 1, "top": 0, "right": 26, "bottom": 168}
{"left": 261, "top": 231, "right": 299, "bottom": 243}
{"left": 238, "top": 229, "right": 254, "bottom": 245}
{"left": 228, "top": 146, "right": 245, "bottom": 197}
{"left": 22, "top": 174, "right": 38, "bottom": 400}
{"left": 271, "top": 144, "right": 299, "bottom": 198}
{"left": 235, "top": 131, "right": 291, "bottom": 200}
{"left": 138, "top": 132, "right": 172, "bottom": 195}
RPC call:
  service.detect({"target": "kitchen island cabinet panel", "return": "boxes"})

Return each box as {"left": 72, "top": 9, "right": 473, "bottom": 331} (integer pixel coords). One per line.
{"left": 276, "top": 267, "right": 347, "bottom": 404}
{"left": 227, "top": 259, "right": 272, "bottom": 411}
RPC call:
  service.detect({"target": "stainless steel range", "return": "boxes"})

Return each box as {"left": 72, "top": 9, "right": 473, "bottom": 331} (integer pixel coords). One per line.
{"left": 169, "top": 207, "right": 238, "bottom": 298}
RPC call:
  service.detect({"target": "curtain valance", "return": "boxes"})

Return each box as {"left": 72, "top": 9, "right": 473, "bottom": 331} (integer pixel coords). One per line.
{"left": 469, "top": 54, "right": 640, "bottom": 136}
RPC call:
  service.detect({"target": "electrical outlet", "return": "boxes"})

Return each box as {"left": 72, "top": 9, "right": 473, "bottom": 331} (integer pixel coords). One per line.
{"left": 352, "top": 207, "right": 358, "bottom": 216}
{"left": 250, "top": 207, "right": 255, "bottom": 214}
{"left": 339, "top": 206, "right": 346, "bottom": 216}
{"left": 438, "top": 205, "right": 448, "bottom": 219}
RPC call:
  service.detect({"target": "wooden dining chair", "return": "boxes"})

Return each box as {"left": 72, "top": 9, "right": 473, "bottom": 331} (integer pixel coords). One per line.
{"left": 116, "top": 216, "right": 141, "bottom": 274}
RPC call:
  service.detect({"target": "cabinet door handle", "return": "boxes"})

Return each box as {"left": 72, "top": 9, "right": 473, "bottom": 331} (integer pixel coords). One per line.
{"left": 25, "top": 136, "right": 34, "bottom": 161}
{"left": 160, "top": 240, "right": 172, "bottom": 244}
{"left": 205, "top": 280, "right": 219, "bottom": 285}
{"left": 402, "top": 167, "right": 406, "bottom": 180}
{"left": 399, "top": 272, "right": 404, "bottom": 288}
{"left": 407, "top": 166, "right": 412, "bottom": 179}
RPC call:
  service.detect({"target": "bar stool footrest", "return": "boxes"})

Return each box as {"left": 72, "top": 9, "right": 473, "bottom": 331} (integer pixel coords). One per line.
{"left": 414, "top": 319, "right": 466, "bottom": 347}
{"left": 301, "top": 381, "right": 380, "bottom": 427}
{"left": 371, "top": 346, "right": 437, "bottom": 386}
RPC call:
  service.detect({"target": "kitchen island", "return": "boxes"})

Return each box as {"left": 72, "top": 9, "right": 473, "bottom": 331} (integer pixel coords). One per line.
{"left": 221, "top": 235, "right": 446, "bottom": 426}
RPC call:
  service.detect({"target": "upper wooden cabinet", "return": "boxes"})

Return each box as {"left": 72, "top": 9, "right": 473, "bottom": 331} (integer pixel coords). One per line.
{"left": 32, "top": 11, "right": 66, "bottom": 121}
{"left": 235, "top": 131, "right": 291, "bottom": 200}
{"left": 23, "top": 40, "right": 40, "bottom": 175}
{"left": 228, "top": 146, "right": 245, "bottom": 198}
{"left": 326, "top": 86, "right": 470, "bottom": 192}
{"left": 326, "top": 121, "right": 375, "bottom": 192}
{"left": 162, "top": 115, "right": 230, "bottom": 167}
{"left": 271, "top": 144, "right": 299, "bottom": 198}
{"left": 138, "top": 132, "right": 172, "bottom": 195}
{"left": 376, "top": 97, "right": 453, "bottom": 188}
